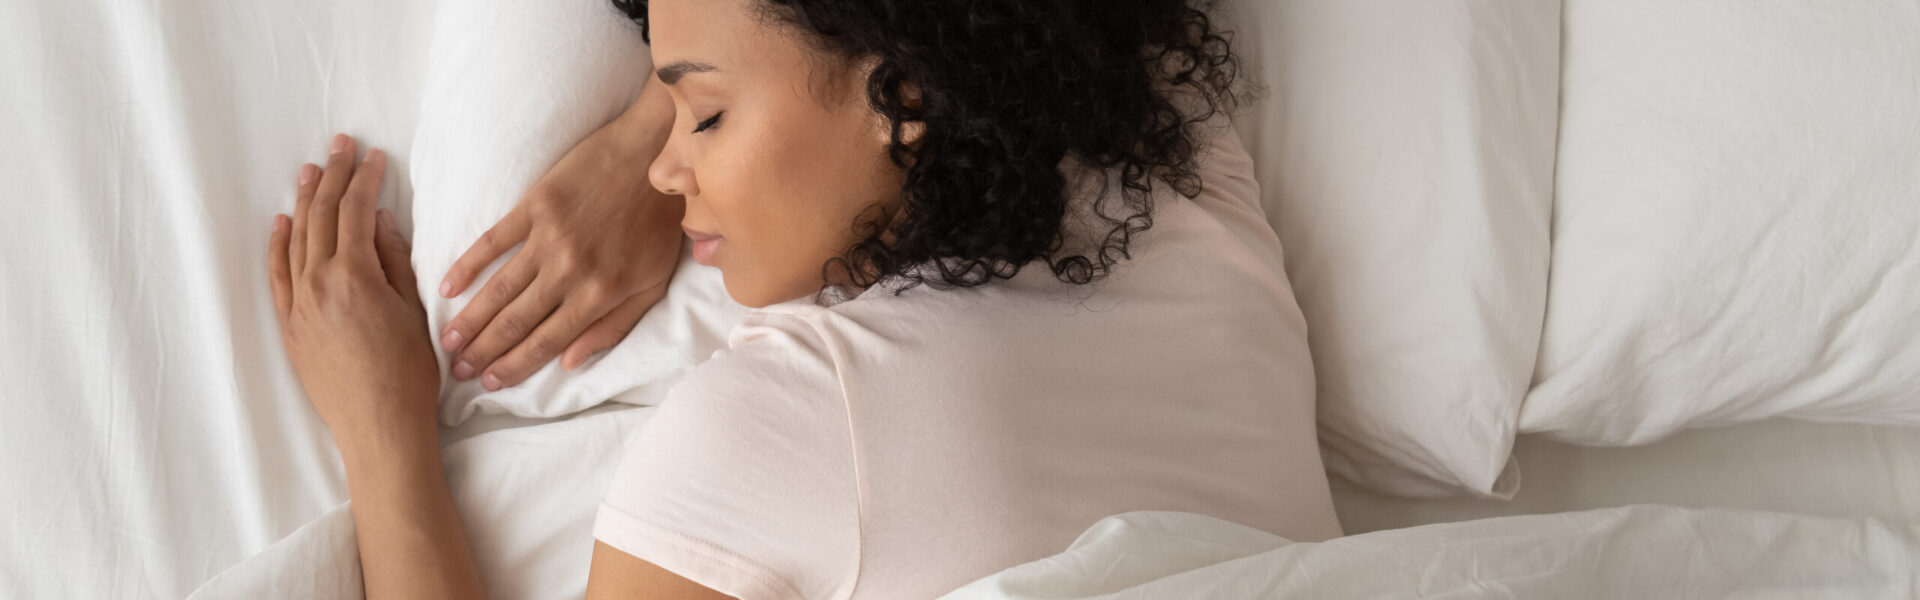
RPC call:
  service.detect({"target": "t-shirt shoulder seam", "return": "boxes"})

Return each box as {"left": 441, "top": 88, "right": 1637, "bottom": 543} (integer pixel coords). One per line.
{"left": 749, "top": 309, "right": 870, "bottom": 598}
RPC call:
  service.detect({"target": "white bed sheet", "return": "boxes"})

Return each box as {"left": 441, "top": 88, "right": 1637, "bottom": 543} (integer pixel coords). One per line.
{"left": 2, "top": 1, "right": 442, "bottom": 598}
{"left": 188, "top": 403, "right": 655, "bottom": 600}
{"left": 0, "top": 0, "right": 714, "bottom": 596}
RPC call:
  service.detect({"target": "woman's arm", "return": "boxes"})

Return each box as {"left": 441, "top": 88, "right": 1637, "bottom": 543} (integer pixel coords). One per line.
{"left": 269, "top": 136, "right": 483, "bottom": 598}
{"left": 335, "top": 415, "right": 485, "bottom": 598}
{"left": 587, "top": 541, "right": 735, "bottom": 600}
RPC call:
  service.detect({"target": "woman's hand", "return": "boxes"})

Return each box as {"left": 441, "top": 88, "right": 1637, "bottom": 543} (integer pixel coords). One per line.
{"left": 436, "top": 82, "right": 683, "bottom": 391}
{"left": 269, "top": 134, "right": 441, "bottom": 441}
{"left": 268, "top": 135, "right": 486, "bottom": 598}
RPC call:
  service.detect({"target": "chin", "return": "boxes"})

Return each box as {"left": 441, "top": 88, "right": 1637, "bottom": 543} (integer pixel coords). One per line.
{"left": 720, "top": 271, "right": 804, "bottom": 309}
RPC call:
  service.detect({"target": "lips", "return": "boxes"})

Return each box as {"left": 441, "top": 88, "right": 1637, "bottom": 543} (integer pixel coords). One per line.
{"left": 683, "top": 226, "right": 723, "bottom": 266}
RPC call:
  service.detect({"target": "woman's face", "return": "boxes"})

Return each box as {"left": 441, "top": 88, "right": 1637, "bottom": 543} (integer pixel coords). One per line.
{"left": 647, "top": 0, "right": 904, "bottom": 308}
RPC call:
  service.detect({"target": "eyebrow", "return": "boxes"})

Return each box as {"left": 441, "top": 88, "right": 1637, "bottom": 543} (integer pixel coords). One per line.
{"left": 656, "top": 61, "right": 719, "bottom": 86}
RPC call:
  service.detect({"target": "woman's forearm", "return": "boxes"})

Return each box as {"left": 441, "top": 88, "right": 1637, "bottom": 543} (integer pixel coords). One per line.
{"left": 336, "top": 410, "right": 486, "bottom": 599}
{"left": 611, "top": 74, "right": 676, "bottom": 164}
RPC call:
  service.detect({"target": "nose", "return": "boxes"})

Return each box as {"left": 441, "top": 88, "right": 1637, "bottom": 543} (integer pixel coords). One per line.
{"left": 649, "top": 128, "right": 696, "bottom": 197}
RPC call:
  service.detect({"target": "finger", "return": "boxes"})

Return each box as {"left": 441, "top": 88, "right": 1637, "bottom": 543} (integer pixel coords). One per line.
{"left": 306, "top": 133, "right": 357, "bottom": 269}
{"left": 268, "top": 214, "right": 294, "bottom": 324}
{"left": 441, "top": 207, "right": 531, "bottom": 299}
{"left": 290, "top": 164, "right": 321, "bottom": 279}
{"left": 452, "top": 274, "right": 566, "bottom": 389}
{"left": 373, "top": 209, "right": 421, "bottom": 304}
{"left": 337, "top": 148, "right": 388, "bottom": 266}
{"left": 440, "top": 250, "right": 537, "bottom": 355}
{"left": 482, "top": 294, "right": 618, "bottom": 389}
{"left": 561, "top": 288, "right": 664, "bottom": 370}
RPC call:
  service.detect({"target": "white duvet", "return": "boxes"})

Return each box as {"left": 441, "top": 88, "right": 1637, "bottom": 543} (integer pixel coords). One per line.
{"left": 945, "top": 507, "right": 1920, "bottom": 599}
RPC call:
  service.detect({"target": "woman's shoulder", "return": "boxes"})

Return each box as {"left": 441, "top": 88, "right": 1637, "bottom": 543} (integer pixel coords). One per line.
{"left": 603, "top": 307, "right": 862, "bottom": 600}
{"left": 677, "top": 308, "right": 845, "bottom": 405}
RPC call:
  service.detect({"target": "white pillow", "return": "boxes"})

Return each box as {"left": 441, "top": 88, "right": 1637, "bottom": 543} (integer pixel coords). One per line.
{"left": 1218, "top": 0, "right": 1562, "bottom": 497}
{"left": 409, "top": 0, "right": 749, "bottom": 425}
{"left": 1520, "top": 1, "right": 1920, "bottom": 444}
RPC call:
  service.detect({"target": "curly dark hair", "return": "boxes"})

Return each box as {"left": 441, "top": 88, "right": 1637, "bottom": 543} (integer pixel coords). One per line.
{"left": 612, "top": 0, "right": 1244, "bottom": 296}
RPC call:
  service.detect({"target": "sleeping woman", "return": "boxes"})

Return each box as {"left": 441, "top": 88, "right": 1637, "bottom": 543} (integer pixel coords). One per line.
{"left": 263, "top": 0, "right": 1342, "bottom": 597}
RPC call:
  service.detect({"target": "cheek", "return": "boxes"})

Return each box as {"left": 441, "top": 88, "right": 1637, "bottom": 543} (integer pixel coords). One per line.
{"left": 699, "top": 101, "right": 900, "bottom": 303}
{"left": 686, "top": 142, "right": 828, "bottom": 303}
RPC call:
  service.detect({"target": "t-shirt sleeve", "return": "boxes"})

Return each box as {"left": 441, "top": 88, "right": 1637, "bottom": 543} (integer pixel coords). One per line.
{"left": 594, "top": 312, "right": 859, "bottom": 600}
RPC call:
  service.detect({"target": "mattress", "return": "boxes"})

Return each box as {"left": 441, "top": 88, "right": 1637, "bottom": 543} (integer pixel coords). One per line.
{"left": 4, "top": 0, "right": 1917, "bottom": 597}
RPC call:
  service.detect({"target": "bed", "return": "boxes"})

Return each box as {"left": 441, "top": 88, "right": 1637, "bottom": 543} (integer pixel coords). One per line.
{"left": 4, "top": 0, "right": 1916, "bottom": 598}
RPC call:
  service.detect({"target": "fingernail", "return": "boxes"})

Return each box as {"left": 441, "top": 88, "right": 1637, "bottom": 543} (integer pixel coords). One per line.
{"left": 331, "top": 134, "right": 349, "bottom": 154}
{"left": 377, "top": 208, "right": 396, "bottom": 232}
{"left": 451, "top": 360, "right": 474, "bottom": 380}
{"left": 439, "top": 280, "right": 454, "bottom": 298}
{"left": 274, "top": 214, "right": 288, "bottom": 232}
{"left": 298, "top": 164, "right": 317, "bottom": 185}
{"left": 481, "top": 373, "right": 502, "bottom": 391}
{"left": 443, "top": 329, "right": 466, "bottom": 352}
{"left": 366, "top": 148, "right": 384, "bottom": 163}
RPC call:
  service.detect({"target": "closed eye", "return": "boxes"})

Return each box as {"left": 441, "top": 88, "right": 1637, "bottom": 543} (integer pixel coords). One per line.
{"left": 693, "top": 112, "right": 724, "bottom": 134}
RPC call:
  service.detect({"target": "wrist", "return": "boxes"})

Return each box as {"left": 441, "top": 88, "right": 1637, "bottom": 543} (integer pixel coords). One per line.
{"left": 333, "top": 411, "right": 441, "bottom": 472}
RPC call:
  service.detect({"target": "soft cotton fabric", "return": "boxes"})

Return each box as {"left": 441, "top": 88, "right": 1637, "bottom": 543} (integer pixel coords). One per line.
{"left": 1521, "top": 0, "right": 1920, "bottom": 445}
{"left": 0, "top": 1, "right": 442, "bottom": 597}
{"left": 942, "top": 507, "right": 1920, "bottom": 599}
{"left": 594, "top": 124, "right": 1343, "bottom": 599}
{"left": 1217, "top": 0, "right": 1561, "bottom": 498}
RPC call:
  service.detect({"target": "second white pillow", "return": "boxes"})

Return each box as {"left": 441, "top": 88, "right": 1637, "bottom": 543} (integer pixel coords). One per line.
{"left": 1522, "top": 0, "right": 1920, "bottom": 444}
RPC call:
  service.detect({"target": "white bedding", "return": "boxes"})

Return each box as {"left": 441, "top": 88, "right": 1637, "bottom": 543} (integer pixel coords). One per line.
{"left": 2, "top": 1, "right": 439, "bottom": 597}
{"left": 0, "top": 0, "right": 717, "bottom": 597}
{"left": 1522, "top": 0, "right": 1920, "bottom": 445}
{"left": 7, "top": 0, "right": 1920, "bottom": 598}
{"left": 187, "top": 404, "right": 655, "bottom": 600}
{"left": 1219, "top": 0, "right": 1558, "bottom": 499}
{"left": 1334, "top": 421, "right": 1920, "bottom": 536}
{"left": 942, "top": 508, "right": 1920, "bottom": 598}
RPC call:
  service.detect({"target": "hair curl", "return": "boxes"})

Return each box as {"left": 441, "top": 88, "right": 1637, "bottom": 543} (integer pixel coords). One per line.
{"left": 612, "top": 0, "right": 1243, "bottom": 297}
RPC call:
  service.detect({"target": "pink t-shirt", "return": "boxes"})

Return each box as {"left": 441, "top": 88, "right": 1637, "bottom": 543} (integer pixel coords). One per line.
{"left": 593, "top": 122, "right": 1342, "bottom": 599}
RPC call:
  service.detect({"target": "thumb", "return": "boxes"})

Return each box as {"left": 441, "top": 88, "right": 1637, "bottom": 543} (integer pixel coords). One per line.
{"left": 374, "top": 209, "right": 422, "bottom": 304}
